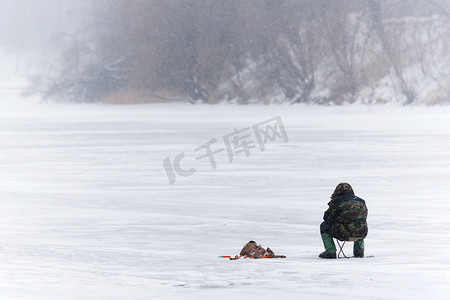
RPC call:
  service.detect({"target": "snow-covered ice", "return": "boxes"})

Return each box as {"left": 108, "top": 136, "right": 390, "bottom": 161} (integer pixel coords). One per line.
{"left": 1, "top": 99, "right": 450, "bottom": 299}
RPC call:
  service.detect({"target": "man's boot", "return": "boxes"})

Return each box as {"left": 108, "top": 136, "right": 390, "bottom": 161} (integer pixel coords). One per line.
{"left": 319, "top": 233, "right": 337, "bottom": 259}
{"left": 353, "top": 240, "right": 364, "bottom": 258}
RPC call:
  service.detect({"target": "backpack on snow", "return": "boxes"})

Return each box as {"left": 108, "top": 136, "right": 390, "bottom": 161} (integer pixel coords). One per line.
{"left": 239, "top": 241, "right": 277, "bottom": 258}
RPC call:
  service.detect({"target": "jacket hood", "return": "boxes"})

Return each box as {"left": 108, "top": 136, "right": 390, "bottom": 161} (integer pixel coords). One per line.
{"left": 331, "top": 182, "right": 355, "bottom": 198}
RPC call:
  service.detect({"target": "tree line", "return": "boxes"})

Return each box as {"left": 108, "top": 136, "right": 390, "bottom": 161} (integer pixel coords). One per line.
{"left": 31, "top": 0, "right": 450, "bottom": 104}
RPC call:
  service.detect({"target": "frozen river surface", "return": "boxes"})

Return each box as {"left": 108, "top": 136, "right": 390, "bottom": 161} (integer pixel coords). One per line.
{"left": 0, "top": 101, "right": 449, "bottom": 299}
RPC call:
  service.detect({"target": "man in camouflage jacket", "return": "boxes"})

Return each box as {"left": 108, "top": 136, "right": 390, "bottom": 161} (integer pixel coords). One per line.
{"left": 319, "top": 183, "right": 368, "bottom": 258}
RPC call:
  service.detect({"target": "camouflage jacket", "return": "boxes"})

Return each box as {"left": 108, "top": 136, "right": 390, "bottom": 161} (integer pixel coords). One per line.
{"left": 323, "top": 194, "right": 368, "bottom": 241}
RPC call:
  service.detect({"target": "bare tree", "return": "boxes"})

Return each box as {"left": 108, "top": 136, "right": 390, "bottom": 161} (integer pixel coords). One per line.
{"left": 33, "top": 0, "right": 450, "bottom": 104}
{"left": 367, "top": 0, "right": 419, "bottom": 104}
{"left": 321, "top": 1, "right": 375, "bottom": 102}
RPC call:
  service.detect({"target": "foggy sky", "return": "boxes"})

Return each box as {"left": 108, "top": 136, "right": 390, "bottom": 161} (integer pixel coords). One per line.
{"left": 0, "top": 0, "right": 94, "bottom": 51}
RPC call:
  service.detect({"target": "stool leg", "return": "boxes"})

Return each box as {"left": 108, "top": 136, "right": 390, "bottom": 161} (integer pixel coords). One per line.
{"left": 336, "top": 240, "right": 348, "bottom": 258}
